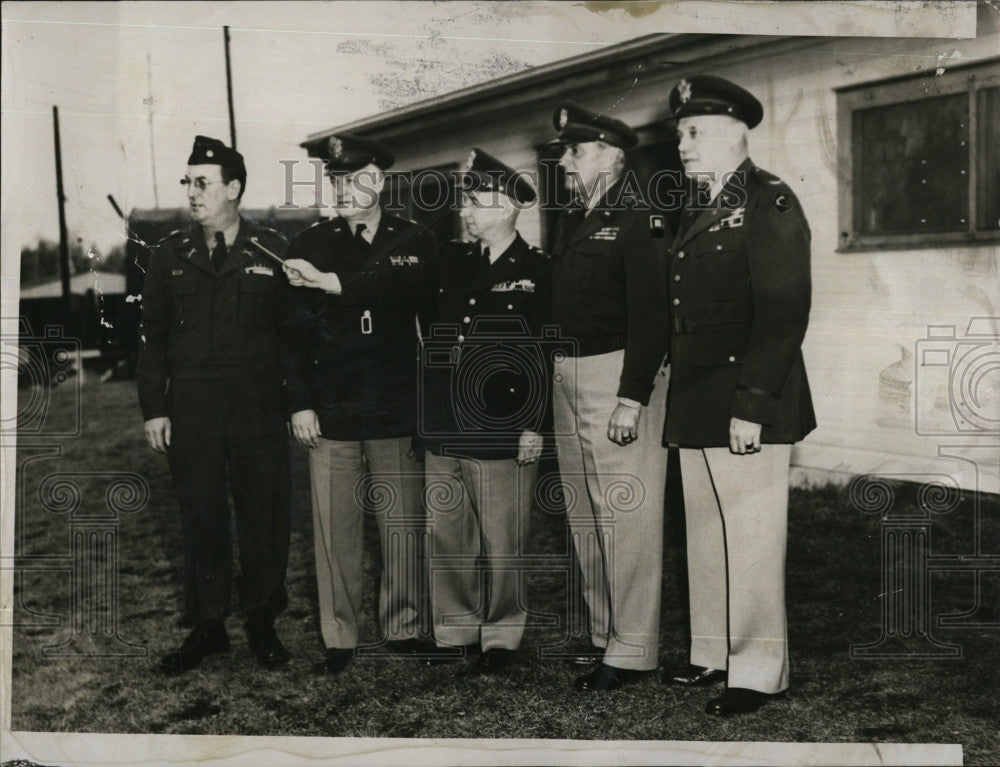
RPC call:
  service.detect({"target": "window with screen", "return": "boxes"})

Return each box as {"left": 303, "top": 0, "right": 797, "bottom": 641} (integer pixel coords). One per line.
{"left": 837, "top": 59, "right": 1000, "bottom": 250}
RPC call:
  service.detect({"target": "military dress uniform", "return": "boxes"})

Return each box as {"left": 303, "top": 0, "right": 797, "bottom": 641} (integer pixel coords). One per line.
{"left": 421, "top": 230, "right": 552, "bottom": 654}
{"left": 663, "top": 77, "right": 815, "bottom": 703}
{"left": 282, "top": 204, "right": 438, "bottom": 652}
{"left": 137, "top": 217, "right": 292, "bottom": 625}
{"left": 549, "top": 103, "right": 672, "bottom": 674}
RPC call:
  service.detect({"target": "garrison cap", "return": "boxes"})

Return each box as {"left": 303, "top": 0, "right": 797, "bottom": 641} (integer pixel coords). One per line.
{"left": 187, "top": 135, "right": 246, "bottom": 174}
{"left": 313, "top": 132, "right": 394, "bottom": 173}
{"left": 550, "top": 101, "right": 638, "bottom": 149}
{"left": 668, "top": 75, "right": 763, "bottom": 129}
{"left": 461, "top": 147, "right": 537, "bottom": 205}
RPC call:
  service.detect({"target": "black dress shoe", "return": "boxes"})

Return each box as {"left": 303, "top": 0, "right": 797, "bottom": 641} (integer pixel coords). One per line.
{"left": 574, "top": 663, "right": 641, "bottom": 692}
{"left": 176, "top": 611, "right": 197, "bottom": 629}
{"left": 246, "top": 613, "right": 290, "bottom": 668}
{"left": 705, "top": 687, "right": 783, "bottom": 716}
{"left": 423, "top": 642, "right": 479, "bottom": 665}
{"left": 160, "top": 620, "right": 230, "bottom": 675}
{"left": 664, "top": 664, "right": 726, "bottom": 687}
{"left": 476, "top": 648, "right": 516, "bottom": 674}
{"left": 313, "top": 647, "right": 354, "bottom": 675}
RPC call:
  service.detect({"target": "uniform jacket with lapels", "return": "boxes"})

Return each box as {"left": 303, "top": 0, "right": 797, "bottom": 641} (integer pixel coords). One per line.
{"left": 550, "top": 180, "right": 671, "bottom": 406}
{"left": 137, "top": 216, "right": 289, "bottom": 421}
{"left": 419, "top": 233, "right": 553, "bottom": 461}
{"left": 663, "top": 158, "right": 816, "bottom": 448}
{"left": 280, "top": 213, "right": 438, "bottom": 441}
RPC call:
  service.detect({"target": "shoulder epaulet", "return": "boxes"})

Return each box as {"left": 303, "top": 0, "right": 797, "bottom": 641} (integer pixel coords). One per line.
{"left": 750, "top": 164, "right": 797, "bottom": 213}
{"left": 750, "top": 164, "right": 788, "bottom": 188}
{"left": 255, "top": 223, "right": 289, "bottom": 244}
{"left": 527, "top": 244, "right": 551, "bottom": 261}
{"left": 307, "top": 217, "right": 334, "bottom": 231}
{"left": 156, "top": 228, "right": 188, "bottom": 247}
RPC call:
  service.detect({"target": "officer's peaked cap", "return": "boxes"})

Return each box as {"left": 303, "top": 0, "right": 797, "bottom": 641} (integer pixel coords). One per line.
{"left": 668, "top": 75, "right": 763, "bottom": 129}
{"left": 550, "top": 101, "right": 638, "bottom": 150}
{"left": 461, "top": 148, "right": 536, "bottom": 205}
{"left": 187, "top": 135, "right": 246, "bottom": 174}
{"left": 313, "top": 132, "right": 394, "bottom": 172}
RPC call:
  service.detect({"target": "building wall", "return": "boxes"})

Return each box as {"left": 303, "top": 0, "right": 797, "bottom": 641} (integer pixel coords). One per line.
{"left": 362, "top": 21, "right": 1000, "bottom": 493}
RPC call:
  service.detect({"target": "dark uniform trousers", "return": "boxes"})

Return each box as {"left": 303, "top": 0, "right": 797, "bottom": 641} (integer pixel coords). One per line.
{"left": 137, "top": 217, "right": 292, "bottom": 623}
{"left": 664, "top": 158, "right": 815, "bottom": 694}
{"left": 549, "top": 184, "right": 671, "bottom": 671}
{"left": 420, "top": 234, "right": 552, "bottom": 651}
{"left": 281, "top": 213, "right": 438, "bottom": 648}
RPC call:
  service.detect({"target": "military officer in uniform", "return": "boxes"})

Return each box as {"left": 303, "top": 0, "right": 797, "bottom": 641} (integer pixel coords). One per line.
{"left": 548, "top": 102, "right": 671, "bottom": 691}
{"left": 138, "top": 135, "right": 292, "bottom": 674}
{"left": 418, "top": 148, "right": 551, "bottom": 674}
{"left": 281, "top": 133, "right": 438, "bottom": 675}
{"left": 661, "top": 76, "right": 815, "bottom": 716}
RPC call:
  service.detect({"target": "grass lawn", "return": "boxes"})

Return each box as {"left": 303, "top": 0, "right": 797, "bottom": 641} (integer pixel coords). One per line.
{"left": 9, "top": 375, "right": 1000, "bottom": 763}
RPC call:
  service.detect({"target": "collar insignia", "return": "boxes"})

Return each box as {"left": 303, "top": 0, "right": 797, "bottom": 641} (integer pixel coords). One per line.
{"left": 328, "top": 136, "right": 343, "bottom": 159}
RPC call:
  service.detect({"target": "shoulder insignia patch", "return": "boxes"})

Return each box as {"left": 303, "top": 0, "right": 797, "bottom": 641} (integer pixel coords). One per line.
{"left": 774, "top": 194, "right": 792, "bottom": 213}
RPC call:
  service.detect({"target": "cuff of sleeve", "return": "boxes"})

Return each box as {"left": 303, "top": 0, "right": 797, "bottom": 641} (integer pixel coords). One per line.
{"left": 281, "top": 381, "right": 313, "bottom": 417}
{"left": 139, "top": 399, "right": 168, "bottom": 422}
{"left": 730, "top": 387, "right": 779, "bottom": 425}
{"left": 617, "top": 397, "right": 642, "bottom": 410}
{"left": 616, "top": 379, "right": 652, "bottom": 407}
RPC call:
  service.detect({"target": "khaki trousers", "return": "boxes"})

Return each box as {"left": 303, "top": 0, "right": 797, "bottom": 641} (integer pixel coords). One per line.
{"left": 553, "top": 350, "right": 668, "bottom": 671}
{"left": 425, "top": 453, "right": 537, "bottom": 651}
{"left": 679, "top": 444, "right": 791, "bottom": 693}
{"left": 309, "top": 436, "right": 424, "bottom": 649}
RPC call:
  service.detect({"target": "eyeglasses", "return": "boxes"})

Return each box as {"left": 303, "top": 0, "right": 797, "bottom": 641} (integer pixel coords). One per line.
{"left": 180, "top": 177, "right": 225, "bottom": 192}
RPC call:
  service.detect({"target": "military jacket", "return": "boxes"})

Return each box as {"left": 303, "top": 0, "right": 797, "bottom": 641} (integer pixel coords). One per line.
{"left": 280, "top": 213, "right": 438, "bottom": 440}
{"left": 419, "top": 234, "right": 553, "bottom": 460}
{"left": 550, "top": 180, "right": 671, "bottom": 405}
{"left": 663, "top": 158, "right": 816, "bottom": 447}
{"left": 136, "top": 217, "right": 289, "bottom": 421}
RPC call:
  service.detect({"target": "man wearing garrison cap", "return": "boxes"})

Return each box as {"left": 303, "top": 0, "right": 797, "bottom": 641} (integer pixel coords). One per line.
{"left": 548, "top": 101, "right": 671, "bottom": 691}
{"left": 137, "top": 136, "right": 293, "bottom": 675}
{"left": 280, "top": 132, "right": 438, "bottom": 674}
{"left": 417, "top": 148, "right": 551, "bottom": 674}
{"left": 662, "top": 76, "right": 815, "bottom": 716}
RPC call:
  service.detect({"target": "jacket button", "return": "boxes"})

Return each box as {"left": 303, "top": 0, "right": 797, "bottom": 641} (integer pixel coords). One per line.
{"left": 677, "top": 251, "right": 685, "bottom": 258}
{"left": 507, "top": 304, "right": 513, "bottom": 310}
{"left": 728, "top": 355, "right": 736, "bottom": 362}
{"left": 674, "top": 274, "right": 681, "bottom": 282}
{"left": 463, "top": 316, "right": 471, "bottom": 323}
{"left": 469, "top": 298, "right": 476, "bottom": 305}
{"left": 439, "top": 288, "right": 444, "bottom": 293}
{"left": 458, "top": 335, "right": 465, "bottom": 342}
{"left": 716, "top": 244, "right": 723, "bottom": 250}
{"left": 673, "top": 298, "right": 680, "bottom": 306}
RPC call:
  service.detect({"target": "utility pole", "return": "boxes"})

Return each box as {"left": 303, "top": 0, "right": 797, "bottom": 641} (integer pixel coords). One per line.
{"left": 52, "top": 105, "right": 71, "bottom": 312}
{"left": 224, "top": 26, "right": 237, "bottom": 149}
{"left": 147, "top": 52, "right": 160, "bottom": 208}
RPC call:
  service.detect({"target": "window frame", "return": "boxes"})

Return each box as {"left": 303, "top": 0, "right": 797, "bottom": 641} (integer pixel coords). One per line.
{"left": 836, "top": 58, "right": 1000, "bottom": 252}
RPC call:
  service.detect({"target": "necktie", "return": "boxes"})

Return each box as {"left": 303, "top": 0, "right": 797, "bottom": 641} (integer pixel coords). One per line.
{"left": 354, "top": 223, "right": 368, "bottom": 244}
{"left": 481, "top": 246, "right": 491, "bottom": 270}
{"left": 211, "top": 231, "right": 227, "bottom": 271}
